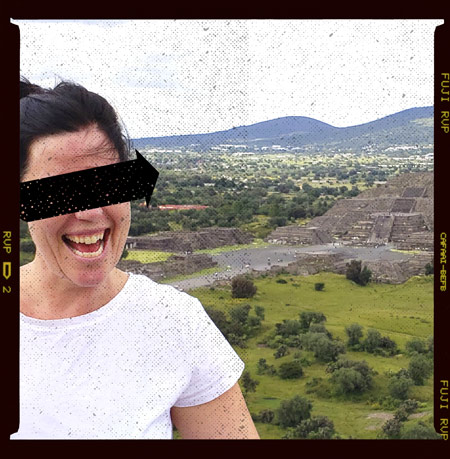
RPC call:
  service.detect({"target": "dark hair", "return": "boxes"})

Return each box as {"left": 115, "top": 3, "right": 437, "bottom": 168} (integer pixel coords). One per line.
{"left": 20, "top": 77, "right": 131, "bottom": 180}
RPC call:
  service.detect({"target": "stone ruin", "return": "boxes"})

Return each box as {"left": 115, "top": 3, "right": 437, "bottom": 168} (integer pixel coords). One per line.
{"left": 267, "top": 172, "right": 434, "bottom": 252}
{"left": 117, "top": 253, "right": 217, "bottom": 282}
{"left": 258, "top": 251, "right": 434, "bottom": 284}
{"left": 126, "top": 227, "right": 253, "bottom": 253}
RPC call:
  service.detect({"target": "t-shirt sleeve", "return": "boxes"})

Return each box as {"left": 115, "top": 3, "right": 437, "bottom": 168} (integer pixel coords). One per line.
{"left": 173, "top": 297, "right": 245, "bottom": 407}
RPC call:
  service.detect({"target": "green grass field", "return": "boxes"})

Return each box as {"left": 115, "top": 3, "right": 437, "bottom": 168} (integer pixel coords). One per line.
{"left": 188, "top": 272, "right": 434, "bottom": 439}
{"left": 124, "top": 249, "right": 174, "bottom": 263}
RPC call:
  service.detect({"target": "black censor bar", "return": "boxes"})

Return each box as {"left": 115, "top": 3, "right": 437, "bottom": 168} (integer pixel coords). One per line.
{"left": 20, "top": 150, "right": 159, "bottom": 222}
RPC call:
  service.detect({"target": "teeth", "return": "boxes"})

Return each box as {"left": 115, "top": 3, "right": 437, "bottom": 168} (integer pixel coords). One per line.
{"left": 70, "top": 240, "right": 105, "bottom": 258}
{"left": 65, "top": 232, "right": 104, "bottom": 244}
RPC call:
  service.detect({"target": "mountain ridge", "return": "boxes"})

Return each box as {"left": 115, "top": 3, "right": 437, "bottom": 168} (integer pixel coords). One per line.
{"left": 133, "top": 106, "right": 433, "bottom": 151}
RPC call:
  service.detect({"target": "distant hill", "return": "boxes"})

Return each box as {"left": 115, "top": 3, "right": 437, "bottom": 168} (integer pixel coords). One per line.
{"left": 133, "top": 106, "right": 433, "bottom": 152}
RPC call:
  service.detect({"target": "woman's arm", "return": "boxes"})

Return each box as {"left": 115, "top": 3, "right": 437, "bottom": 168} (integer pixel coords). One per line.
{"left": 170, "top": 382, "right": 260, "bottom": 439}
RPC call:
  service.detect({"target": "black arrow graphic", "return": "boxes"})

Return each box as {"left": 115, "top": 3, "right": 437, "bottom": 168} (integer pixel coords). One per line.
{"left": 20, "top": 150, "right": 159, "bottom": 222}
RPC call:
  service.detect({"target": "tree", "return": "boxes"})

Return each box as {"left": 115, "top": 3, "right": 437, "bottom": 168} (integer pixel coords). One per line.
{"left": 345, "top": 323, "right": 364, "bottom": 347}
{"left": 346, "top": 260, "right": 372, "bottom": 286}
{"left": 408, "top": 354, "right": 433, "bottom": 385}
{"left": 278, "top": 360, "right": 304, "bottom": 380}
{"left": 276, "top": 395, "right": 312, "bottom": 428}
{"left": 231, "top": 275, "right": 257, "bottom": 298}
{"left": 241, "top": 371, "right": 259, "bottom": 395}
{"left": 283, "top": 416, "right": 335, "bottom": 439}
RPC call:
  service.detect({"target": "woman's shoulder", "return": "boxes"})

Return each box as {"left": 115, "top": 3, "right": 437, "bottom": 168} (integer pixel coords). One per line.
{"left": 124, "top": 272, "right": 200, "bottom": 309}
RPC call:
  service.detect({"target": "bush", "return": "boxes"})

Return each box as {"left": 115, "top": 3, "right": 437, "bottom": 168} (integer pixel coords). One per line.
{"left": 405, "top": 337, "right": 428, "bottom": 356}
{"left": 20, "top": 238, "right": 36, "bottom": 253}
{"left": 330, "top": 367, "right": 369, "bottom": 395}
{"left": 303, "top": 333, "right": 346, "bottom": 362}
{"left": 274, "top": 344, "right": 289, "bottom": 359}
{"left": 299, "top": 311, "right": 326, "bottom": 330}
{"left": 394, "top": 399, "right": 419, "bottom": 422}
{"left": 389, "top": 375, "right": 414, "bottom": 400}
{"left": 275, "top": 319, "right": 302, "bottom": 338}
{"left": 346, "top": 260, "right": 372, "bottom": 286}
{"left": 345, "top": 323, "right": 364, "bottom": 347}
{"left": 327, "top": 358, "right": 374, "bottom": 394}
{"left": 241, "top": 371, "right": 259, "bottom": 395}
{"left": 283, "top": 416, "right": 335, "bottom": 439}
{"left": 278, "top": 360, "right": 304, "bottom": 379}
{"left": 229, "top": 304, "right": 252, "bottom": 325}
{"left": 402, "top": 421, "right": 442, "bottom": 439}
{"left": 276, "top": 278, "right": 288, "bottom": 284}
{"left": 424, "top": 263, "right": 434, "bottom": 275}
{"left": 363, "top": 328, "right": 398, "bottom": 356}
{"left": 314, "top": 282, "right": 325, "bottom": 291}
{"left": 231, "top": 275, "right": 257, "bottom": 298}
{"left": 381, "top": 418, "right": 402, "bottom": 439}
{"left": 254, "top": 305, "right": 265, "bottom": 320}
{"left": 254, "top": 409, "right": 275, "bottom": 424}
{"left": 276, "top": 395, "right": 312, "bottom": 428}
{"left": 408, "top": 354, "right": 433, "bottom": 385}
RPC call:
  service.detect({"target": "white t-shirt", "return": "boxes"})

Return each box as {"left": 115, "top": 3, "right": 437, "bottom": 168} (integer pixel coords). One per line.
{"left": 11, "top": 273, "right": 244, "bottom": 439}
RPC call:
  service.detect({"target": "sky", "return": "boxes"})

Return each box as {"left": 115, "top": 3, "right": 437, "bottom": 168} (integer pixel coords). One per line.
{"left": 13, "top": 19, "right": 444, "bottom": 139}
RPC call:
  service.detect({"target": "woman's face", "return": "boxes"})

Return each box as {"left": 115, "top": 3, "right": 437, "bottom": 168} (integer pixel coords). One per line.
{"left": 22, "top": 124, "right": 131, "bottom": 287}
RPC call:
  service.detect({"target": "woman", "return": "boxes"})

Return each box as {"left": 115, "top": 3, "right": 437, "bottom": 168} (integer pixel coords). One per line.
{"left": 14, "top": 79, "right": 259, "bottom": 439}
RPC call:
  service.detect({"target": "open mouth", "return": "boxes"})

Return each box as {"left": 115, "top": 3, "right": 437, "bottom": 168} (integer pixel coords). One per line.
{"left": 62, "top": 229, "right": 111, "bottom": 259}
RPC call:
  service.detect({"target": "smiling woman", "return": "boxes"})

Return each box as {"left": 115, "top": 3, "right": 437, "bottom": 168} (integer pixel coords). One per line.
{"left": 14, "top": 78, "right": 259, "bottom": 440}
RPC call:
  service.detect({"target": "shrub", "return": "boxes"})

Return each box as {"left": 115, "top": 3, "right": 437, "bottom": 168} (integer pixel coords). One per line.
{"left": 424, "top": 263, "right": 434, "bottom": 275}
{"left": 278, "top": 360, "right": 304, "bottom": 380}
{"left": 303, "top": 333, "right": 346, "bottom": 362}
{"left": 275, "top": 319, "right": 302, "bottom": 338}
{"left": 408, "top": 354, "right": 433, "bottom": 385}
{"left": 20, "top": 238, "right": 36, "bottom": 253}
{"left": 254, "top": 409, "right": 275, "bottom": 424}
{"left": 241, "top": 371, "right": 259, "bottom": 395}
{"left": 401, "top": 421, "right": 442, "bottom": 439}
{"left": 330, "top": 367, "right": 369, "bottom": 395}
{"left": 231, "top": 275, "right": 257, "bottom": 298}
{"left": 229, "top": 304, "right": 252, "bottom": 325}
{"left": 405, "top": 337, "right": 427, "bottom": 355}
{"left": 276, "top": 395, "right": 312, "bottom": 428}
{"left": 274, "top": 344, "right": 289, "bottom": 359}
{"left": 299, "top": 311, "right": 327, "bottom": 330}
{"left": 314, "top": 282, "right": 325, "bottom": 291}
{"left": 381, "top": 418, "right": 402, "bottom": 439}
{"left": 346, "top": 260, "right": 372, "bottom": 286}
{"left": 283, "top": 416, "right": 335, "bottom": 439}
{"left": 363, "top": 329, "right": 398, "bottom": 356}
{"left": 276, "top": 278, "right": 288, "bottom": 284}
{"left": 327, "top": 358, "right": 374, "bottom": 393}
{"left": 254, "top": 305, "right": 265, "bottom": 320}
{"left": 345, "top": 323, "right": 364, "bottom": 347}
{"left": 389, "top": 375, "right": 414, "bottom": 400}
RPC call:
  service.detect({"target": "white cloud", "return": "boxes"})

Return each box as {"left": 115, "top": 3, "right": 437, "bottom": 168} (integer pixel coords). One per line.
{"left": 14, "top": 19, "right": 443, "bottom": 138}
